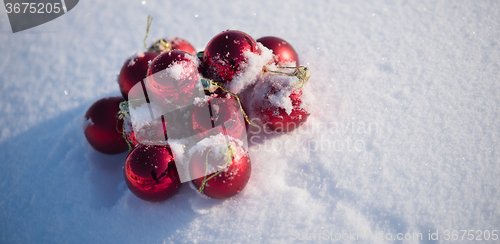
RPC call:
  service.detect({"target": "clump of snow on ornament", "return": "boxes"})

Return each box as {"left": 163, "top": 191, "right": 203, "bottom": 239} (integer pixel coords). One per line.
{"left": 127, "top": 51, "right": 146, "bottom": 67}
{"left": 164, "top": 62, "right": 192, "bottom": 81}
{"left": 228, "top": 43, "right": 274, "bottom": 94}
{"left": 81, "top": 117, "right": 94, "bottom": 130}
{"left": 253, "top": 72, "right": 298, "bottom": 114}
{"left": 128, "top": 102, "right": 163, "bottom": 130}
{"left": 188, "top": 133, "right": 251, "bottom": 199}
{"left": 188, "top": 133, "right": 245, "bottom": 162}
{"left": 167, "top": 138, "right": 190, "bottom": 181}
{"left": 193, "top": 95, "right": 212, "bottom": 107}
{"left": 122, "top": 101, "right": 169, "bottom": 146}
{"left": 146, "top": 50, "right": 202, "bottom": 108}
{"left": 246, "top": 67, "right": 312, "bottom": 133}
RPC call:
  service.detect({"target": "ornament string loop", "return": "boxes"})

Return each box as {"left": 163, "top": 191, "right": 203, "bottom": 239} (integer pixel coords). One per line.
{"left": 143, "top": 15, "right": 153, "bottom": 50}
{"left": 198, "top": 143, "right": 234, "bottom": 193}
{"left": 117, "top": 101, "right": 130, "bottom": 120}
{"left": 201, "top": 78, "right": 257, "bottom": 126}
{"left": 143, "top": 15, "right": 172, "bottom": 53}
{"left": 117, "top": 100, "right": 133, "bottom": 151}
{"left": 262, "top": 65, "right": 310, "bottom": 90}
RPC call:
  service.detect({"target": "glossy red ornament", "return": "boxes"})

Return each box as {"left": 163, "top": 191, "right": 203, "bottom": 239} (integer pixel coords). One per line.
{"left": 146, "top": 50, "right": 200, "bottom": 107}
{"left": 124, "top": 144, "right": 182, "bottom": 202}
{"left": 202, "top": 30, "right": 261, "bottom": 84}
{"left": 255, "top": 88, "right": 309, "bottom": 133}
{"left": 191, "top": 94, "right": 246, "bottom": 141}
{"left": 123, "top": 105, "right": 192, "bottom": 147}
{"left": 149, "top": 37, "right": 197, "bottom": 55}
{"left": 257, "top": 36, "right": 299, "bottom": 66}
{"left": 118, "top": 52, "right": 159, "bottom": 100}
{"left": 190, "top": 142, "right": 251, "bottom": 199}
{"left": 124, "top": 119, "right": 168, "bottom": 148}
{"left": 84, "top": 97, "right": 129, "bottom": 154}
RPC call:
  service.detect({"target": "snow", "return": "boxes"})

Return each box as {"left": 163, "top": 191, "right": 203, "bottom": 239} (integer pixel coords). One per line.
{"left": 129, "top": 101, "right": 162, "bottom": 129}
{"left": 165, "top": 62, "right": 190, "bottom": 81}
{"left": 81, "top": 117, "right": 94, "bottom": 130}
{"left": 162, "top": 52, "right": 200, "bottom": 81}
{"left": 1, "top": 0, "right": 500, "bottom": 243}
{"left": 187, "top": 133, "right": 246, "bottom": 179}
{"left": 250, "top": 70, "right": 300, "bottom": 114}
{"left": 229, "top": 43, "right": 274, "bottom": 93}
{"left": 188, "top": 133, "right": 244, "bottom": 159}
{"left": 193, "top": 95, "right": 212, "bottom": 107}
{"left": 128, "top": 51, "right": 146, "bottom": 67}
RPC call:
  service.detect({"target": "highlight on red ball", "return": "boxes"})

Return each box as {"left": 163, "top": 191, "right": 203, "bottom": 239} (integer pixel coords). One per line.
{"left": 124, "top": 50, "right": 250, "bottom": 184}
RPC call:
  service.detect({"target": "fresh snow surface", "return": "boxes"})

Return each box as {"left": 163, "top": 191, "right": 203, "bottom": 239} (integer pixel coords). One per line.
{"left": 1, "top": 0, "right": 499, "bottom": 243}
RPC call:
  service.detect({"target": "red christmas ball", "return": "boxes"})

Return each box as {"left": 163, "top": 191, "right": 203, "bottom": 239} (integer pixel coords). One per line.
{"left": 191, "top": 94, "right": 246, "bottom": 141}
{"left": 257, "top": 36, "right": 299, "bottom": 66}
{"left": 84, "top": 97, "right": 129, "bottom": 154}
{"left": 124, "top": 118, "right": 168, "bottom": 148}
{"left": 190, "top": 141, "right": 251, "bottom": 199}
{"left": 202, "top": 30, "right": 261, "bottom": 84}
{"left": 149, "top": 37, "right": 197, "bottom": 55}
{"left": 254, "top": 86, "right": 310, "bottom": 133}
{"left": 124, "top": 144, "right": 182, "bottom": 202}
{"left": 118, "top": 52, "right": 159, "bottom": 100}
{"left": 146, "top": 50, "right": 200, "bottom": 107}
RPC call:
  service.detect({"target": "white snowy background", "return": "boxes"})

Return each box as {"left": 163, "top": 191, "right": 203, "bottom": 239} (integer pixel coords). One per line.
{"left": 1, "top": 0, "right": 499, "bottom": 243}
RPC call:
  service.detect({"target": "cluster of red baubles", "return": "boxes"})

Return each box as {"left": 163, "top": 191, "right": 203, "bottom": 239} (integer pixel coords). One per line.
{"left": 83, "top": 30, "right": 310, "bottom": 202}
